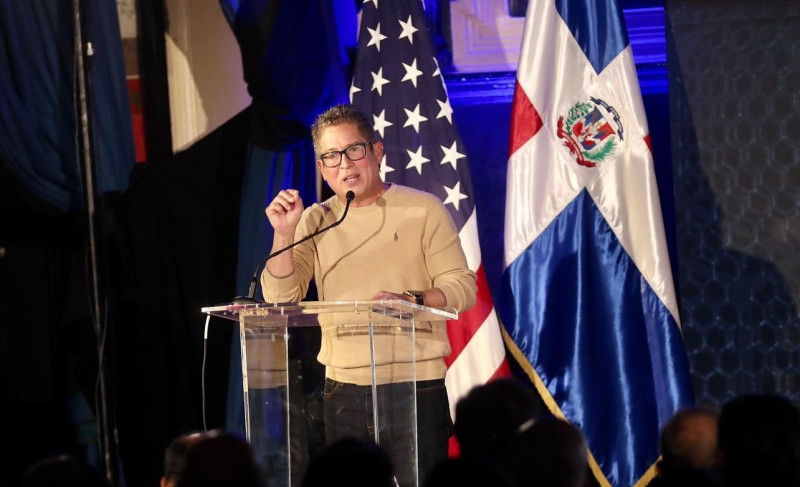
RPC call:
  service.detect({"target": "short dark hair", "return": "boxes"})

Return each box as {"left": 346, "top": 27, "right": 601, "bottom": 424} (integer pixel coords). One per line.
{"left": 175, "top": 431, "right": 260, "bottom": 487}
{"left": 454, "top": 378, "right": 543, "bottom": 462}
{"left": 163, "top": 432, "right": 208, "bottom": 482}
{"left": 659, "top": 406, "right": 719, "bottom": 471}
{"left": 310, "top": 104, "right": 375, "bottom": 157}
{"left": 718, "top": 394, "right": 800, "bottom": 487}
{"left": 301, "top": 436, "right": 395, "bottom": 487}
{"left": 504, "top": 416, "right": 589, "bottom": 487}
{"left": 22, "top": 455, "right": 109, "bottom": 487}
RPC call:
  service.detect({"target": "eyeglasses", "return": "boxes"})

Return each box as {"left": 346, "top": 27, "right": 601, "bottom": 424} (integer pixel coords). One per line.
{"left": 319, "top": 142, "right": 371, "bottom": 168}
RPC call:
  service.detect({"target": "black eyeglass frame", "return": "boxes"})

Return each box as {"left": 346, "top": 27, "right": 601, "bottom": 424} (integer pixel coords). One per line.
{"left": 319, "top": 142, "right": 372, "bottom": 168}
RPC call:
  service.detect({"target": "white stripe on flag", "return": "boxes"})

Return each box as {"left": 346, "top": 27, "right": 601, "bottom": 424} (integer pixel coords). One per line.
{"left": 459, "top": 210, "right": 482, "bottom": 271}
{"left": 445, "top": 308, "right": 506, "bottom": 417}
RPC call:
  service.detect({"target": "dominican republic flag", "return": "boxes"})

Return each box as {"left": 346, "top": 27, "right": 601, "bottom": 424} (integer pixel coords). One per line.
{"left": 350, "top": 0, "right": 510, "bottom": 420}
{"left": 501, "top": 1, "right": 694, "bottom": 486}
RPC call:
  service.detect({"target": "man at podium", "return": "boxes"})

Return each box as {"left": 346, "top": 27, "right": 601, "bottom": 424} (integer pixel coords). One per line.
{"left": 260, "top": 104, "right": 477, "bottom": 484}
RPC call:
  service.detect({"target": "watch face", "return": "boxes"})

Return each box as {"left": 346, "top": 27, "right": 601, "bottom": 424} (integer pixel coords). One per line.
{"left": 405, "top": 290, "right": 423, "bottom": 305}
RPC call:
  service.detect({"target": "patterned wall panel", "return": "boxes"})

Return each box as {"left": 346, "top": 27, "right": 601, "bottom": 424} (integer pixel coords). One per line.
{"left": 667, "top": 0, "right": 800, "bottom": 407}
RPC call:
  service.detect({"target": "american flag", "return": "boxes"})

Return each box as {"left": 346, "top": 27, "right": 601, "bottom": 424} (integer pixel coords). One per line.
{"left": 350, "top": 0, "right": 510, "bottom": 422}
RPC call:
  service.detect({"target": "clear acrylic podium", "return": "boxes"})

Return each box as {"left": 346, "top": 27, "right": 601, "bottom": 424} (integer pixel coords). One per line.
{"left": 201, "top": 300, "right": 457, "bottom": 487}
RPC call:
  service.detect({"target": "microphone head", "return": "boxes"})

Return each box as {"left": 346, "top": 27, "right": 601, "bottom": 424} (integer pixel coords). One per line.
{"left": 345, "top": 190, "right": 355, "bottom": 202}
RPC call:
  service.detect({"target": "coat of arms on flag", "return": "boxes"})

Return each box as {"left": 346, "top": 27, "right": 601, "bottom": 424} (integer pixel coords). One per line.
{"left": 557, "top": 98, "right": 623, "bottom": 168}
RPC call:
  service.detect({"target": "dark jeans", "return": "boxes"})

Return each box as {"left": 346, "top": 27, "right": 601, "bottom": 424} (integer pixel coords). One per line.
{"left": 323, "top": 378, "right": 452, "bottom": 487}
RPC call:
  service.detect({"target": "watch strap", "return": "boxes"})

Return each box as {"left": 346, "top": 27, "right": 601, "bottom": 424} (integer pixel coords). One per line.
{"left": 403, "top": 290, "right": 424, "bottom": 306}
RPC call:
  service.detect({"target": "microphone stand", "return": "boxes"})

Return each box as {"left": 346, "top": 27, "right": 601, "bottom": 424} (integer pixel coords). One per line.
{"left": 234, "top": 190, "right": 355, "bottom": 304}
{"left": 73, "top": 0, "right": 119, "bottom": 484}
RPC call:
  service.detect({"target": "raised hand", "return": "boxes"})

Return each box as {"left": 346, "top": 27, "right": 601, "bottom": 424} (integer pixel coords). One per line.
{"left": 265, "top": 189, "right": 304, "bottom": 236}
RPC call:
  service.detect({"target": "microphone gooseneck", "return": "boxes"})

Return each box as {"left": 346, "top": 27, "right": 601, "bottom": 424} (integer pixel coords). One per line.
{"left": 235, "top": 190, "right": 356, "bottom": 303}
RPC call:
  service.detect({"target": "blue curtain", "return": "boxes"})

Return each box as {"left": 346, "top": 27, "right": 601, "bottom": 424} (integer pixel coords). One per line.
{"left": 218, "top": 0, "right": 355, "bottom": 431}
{"left": 227, "top": 144, "right": 317, "bottom": 433}
{"left": 0, "top": 1, "right": 135, "bottom": 211}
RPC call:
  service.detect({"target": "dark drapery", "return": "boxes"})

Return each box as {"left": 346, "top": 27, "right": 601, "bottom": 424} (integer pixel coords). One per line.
{"left": 219, "top": 0, "right": 354, "bottom": 151}
{"left": 217, "top": 0, "right": 354, "bottom": 432}
{"left": 112, "top": 110, "right": 250, "bottom": 487}
{"left": 0, "top": 1, "right": 135, "bottom": 484}
{"left": 0, "top": 0, "right": 135, "bottom": 212}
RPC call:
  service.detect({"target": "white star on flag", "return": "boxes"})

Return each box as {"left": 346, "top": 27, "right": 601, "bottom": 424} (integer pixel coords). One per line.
{"left": 440, "top": 141, "right": 465, "bottom": 170}
{"left": 442, "top": 181, "right": 468, "bottom": 210}
{"left": 398, "top": 15, "right": 418, "bottom": 44}
{"left": 367, "top": 23, "right": 388, "bottom": 52}
{"left": 349, "top": 83, "right": 361, "bottom": 103}
{"left": 371, "top": 68, "right": 390, "bottom": 96}
{"left": 379, "top": 154, "right": 394, "bottom": 181}
{"left": 403, "top": 104, "right": 427, "bottom": 133}
{"left": 405, "top": 146, "right": 430, "bottom": 175}
{"left": 402, "top": 59, "right": 423, "bottom": 87}
{"left": 436, "top": 98, "right": 453, "bottom": 123}
{"left": 372, "top": 109, "right": 393, "bottom": 138}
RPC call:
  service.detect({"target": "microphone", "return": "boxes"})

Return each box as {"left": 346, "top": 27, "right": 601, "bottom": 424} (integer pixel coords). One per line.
{"left": 234, "top": 190, "right": 355, "bottom": 304}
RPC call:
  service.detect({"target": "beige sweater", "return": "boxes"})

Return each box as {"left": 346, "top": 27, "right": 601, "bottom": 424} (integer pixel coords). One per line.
{"left": 261, "top": 184, "right": 476, "bottom": 384}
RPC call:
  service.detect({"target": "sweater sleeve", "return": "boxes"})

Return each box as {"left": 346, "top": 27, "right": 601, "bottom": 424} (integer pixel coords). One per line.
{"left": 423, "top": 198, "right": 477, "bottom": 313}
{"left": 259, "top": 205, "right": 323, "bottom": 302}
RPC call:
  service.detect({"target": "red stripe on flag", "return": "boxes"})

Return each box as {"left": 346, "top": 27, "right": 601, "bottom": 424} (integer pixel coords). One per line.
{"left": 449, "top": 436, "right": 461, "bottom": 458}
{"left": 444, "top": 264, "right": 494, "bottom": 367}
{"left": 644, "top": 133, "right": 652, "bottom": 153}
{"left": 489, "top": 358, "right": 512, "bottom": 380}
{"left": 508, "top": 80, "right": 543, "bottom": 156}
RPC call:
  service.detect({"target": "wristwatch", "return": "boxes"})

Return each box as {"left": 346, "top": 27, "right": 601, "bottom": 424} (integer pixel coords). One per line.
{"left": 404, "top": 290, "right": 424, "bottom": 306}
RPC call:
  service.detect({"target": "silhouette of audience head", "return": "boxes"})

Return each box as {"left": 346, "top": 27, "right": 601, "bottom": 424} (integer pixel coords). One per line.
{"left": 161, "top": 432, "right": 208, "bottom": 487}
{"left": 503, "top": 416, "right": 589, "bottom": 487}
{"left": 301, "top": 436, "right": 395, "bottom": 487}
{"left": 454, "top": 378, "right": 542, "bottom": 462}
{"left": 169, "top": 430, "right": 260, "bottom": 487}
{"left": 649, "top": 406, "right": 720, "bottom": 487}
{"left": 424, "top": 456, "right": 512, "bottom": 487}
{"left": 659, "top": 406, "right": 718, "bottom": 471}
{"left": 21, "top": 455, "right": 109, "bottom": 487}
{"left": 718, "top": 394, "right": 800, "bottom": 487}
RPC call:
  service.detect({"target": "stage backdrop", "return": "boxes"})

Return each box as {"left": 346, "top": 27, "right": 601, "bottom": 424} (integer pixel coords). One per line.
{"left": 666, "top": 0, "right": 800, "bottom": 407}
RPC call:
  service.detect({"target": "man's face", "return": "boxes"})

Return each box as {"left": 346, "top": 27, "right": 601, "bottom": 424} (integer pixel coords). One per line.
{"left": 316, "top": 122, "right": 385, "bottom": 207}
